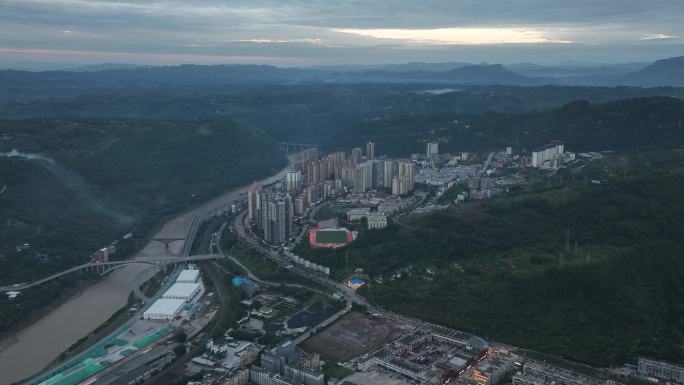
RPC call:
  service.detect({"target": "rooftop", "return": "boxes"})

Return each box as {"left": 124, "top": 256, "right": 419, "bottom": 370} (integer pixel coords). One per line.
{"left": 163, "top": 282, "right": 200, "bottom": 298}
{"left": 143, "top": 298, "right": 186, "bottom": 317}
{"left": 177, "top": 269, "right": 200, "bottom": 282}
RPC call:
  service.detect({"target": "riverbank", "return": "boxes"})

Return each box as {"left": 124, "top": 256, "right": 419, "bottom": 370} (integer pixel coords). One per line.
{"left": 0, "top": 155, "right": 296, "bottom": 385}
{"left": 0, "top": 278, "right": 96, "bottom": 355}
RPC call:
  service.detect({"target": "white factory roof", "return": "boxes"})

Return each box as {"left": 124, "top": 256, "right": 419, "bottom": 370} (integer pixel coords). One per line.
{"left": 163, "top": 282, "right": 200, "bottom": 299}
{"left": 177, "top": 269, "right": 200, "bottom": 283}
{"left": 143, "top": 298, "right": 185, "bottom": 318}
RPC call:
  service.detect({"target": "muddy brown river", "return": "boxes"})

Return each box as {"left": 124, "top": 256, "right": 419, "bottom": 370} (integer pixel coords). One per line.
{"left": 0, "top": 163, "right": 290, "bottom": 385}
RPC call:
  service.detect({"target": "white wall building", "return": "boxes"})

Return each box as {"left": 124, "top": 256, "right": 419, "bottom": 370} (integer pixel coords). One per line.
{"left": 162, "top": 282, "right": 200, "bottom": 302}
{"left": 347, "top": 208, "right": 370, "bottom": 221}
{"left": 367, "top": 212, "right": 388, "bottom": 229}
{"left": 286, "top": 171, "right": 302, "bottom": 191}
{"left": 427, "top": 142, "right": 439, "bottom": 158}
{"left": 143, "top": 298, "right": 186, "bottom": 320}
{"left": 176, "top": 269, "right": 200, "bottom": 283}
{"left": 531, "top": 142, "right": 565, "bottom": 169}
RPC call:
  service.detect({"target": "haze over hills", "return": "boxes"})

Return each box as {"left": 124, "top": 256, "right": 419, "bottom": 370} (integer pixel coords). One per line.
{"left": 1, "top": 56, "right": 683, "bottom": 88}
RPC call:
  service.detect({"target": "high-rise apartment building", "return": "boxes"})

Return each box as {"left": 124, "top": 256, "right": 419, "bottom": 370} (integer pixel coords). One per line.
{"left": 256, "top": 192, "right": 293, "bottom": 245}
{"left": 353, "top": 161, "right": 373, "bottom": 192}
{"left": 427, "top": 142, "right": 439, "bottom": 158}
{"left": 383, "top": 160, "right": 397, "bottom": 188}
{"left": 366, "top": 141, "right": 375, "bottom": 160}
{"left": 247, "top": 182, "right": 262, "bottom": 220}
{"left": 286, "top": 171, "right": 301, "bottom": 191}
{"left": 531, "top": 141, "right": 565, "bottom": 169}
{"left": 398, "top": 160, "right": 415, "bottom": 191}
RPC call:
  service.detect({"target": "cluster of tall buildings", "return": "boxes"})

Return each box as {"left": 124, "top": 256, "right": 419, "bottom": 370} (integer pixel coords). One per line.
{"left": 247, "top": 142, "right": 416, "bottom": 244}
{"left": 248, "top": 182, "right": 294, "bottom": 245}
{"left": 288, "top": 142, "right": 415, "bottom": 198}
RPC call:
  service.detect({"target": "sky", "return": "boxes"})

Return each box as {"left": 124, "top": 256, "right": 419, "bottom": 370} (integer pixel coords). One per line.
{"left": 0, "top": 0, "right": 682, "bottom": 67}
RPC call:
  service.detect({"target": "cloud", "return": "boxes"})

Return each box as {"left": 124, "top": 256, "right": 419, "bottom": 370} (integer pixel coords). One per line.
{"left": 642, "top": 33, "right": 678, "bottom": 41}
{"left": 332, "top": 27, "right": 573, "bottom": 45}
{"left": 0, "top": 0, "right": 682, "bottom": 65}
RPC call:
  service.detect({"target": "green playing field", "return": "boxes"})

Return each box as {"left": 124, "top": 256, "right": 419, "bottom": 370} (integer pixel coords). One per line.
{"left": 315, "top": 230, "right": 348, "bottom": 244}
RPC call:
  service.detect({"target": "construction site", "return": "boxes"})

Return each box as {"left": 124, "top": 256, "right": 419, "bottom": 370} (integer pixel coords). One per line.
{"left": 351, "top": 325, "right": 490, "bottom": 385}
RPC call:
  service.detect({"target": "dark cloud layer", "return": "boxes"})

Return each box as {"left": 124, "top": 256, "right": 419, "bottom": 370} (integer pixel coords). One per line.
{"left": 0, "top": 0, "right": 681, "bottom": 65}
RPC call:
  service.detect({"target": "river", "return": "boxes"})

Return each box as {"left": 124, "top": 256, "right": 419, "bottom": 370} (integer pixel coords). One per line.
{"left": 0, "top": 161, "right": 292, "bottom": 385}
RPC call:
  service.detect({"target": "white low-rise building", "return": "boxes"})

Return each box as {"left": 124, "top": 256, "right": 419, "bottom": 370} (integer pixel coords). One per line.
{"left": 367, "top": 212, "right": 388, "bottom": 229}
{"left": 162, "top": 282, "right": 200, "bottom": 302}
{"left": 347, "top": 208, "right": 370, "bottom": 221}
{"left": 176, "top": 269, "right": 200, "bottom": 283}
{"left": 143, "top": 298, "right": 186, "bottom": 320}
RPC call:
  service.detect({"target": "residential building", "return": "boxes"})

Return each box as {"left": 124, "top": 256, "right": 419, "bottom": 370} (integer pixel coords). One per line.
{"left": 398, "top": 160, "right": 415, "bottom": 190}
{"left": 250, "top": 366, "right": 298, "bottom": 385}
{"left": 531, "top": 141, "right": 565, "bottom": 169}
{"left": 352, "top": 161, "right": 373, "bottom": 193}
{"left": 366, "top": 141, "right": 375, "bottom": 160}
{"left": 638, "top": 357, "right": 684, "bottom": 383}
{"left": 392, "top": 176, "right": 410, "bottom": 196}
{"left": 383, "top": 160, "right": 397, "bottom": 188}
{"left": 427, "top": 142, "right": 439, "bottom": 158}
{"left": 257, "top": 193, "right": 294, "bottom": 245}
{"left": 513, "top": 360, "right": 607, "bottom": 385}
{"left": 248, "top": 182, "right": 262, "bottom": 220}
{"left": 347, "top": 208, "right": 370, "bottom": 221}
{"left": 223, "top": 368, "right": 249, "bottom": 385}
{"left": 367, "top": 212, "right": 388, "bottom": 229}
{"left": 284, "top": 364, "right": 324, "bottom": 385}
{"left": 286, "top": 171, "right": 302, "bottom": 191}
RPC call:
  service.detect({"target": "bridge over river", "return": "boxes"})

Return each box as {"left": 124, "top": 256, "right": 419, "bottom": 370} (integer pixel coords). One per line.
{"left": 0, "top": 254, "right": 224, "bottom": 293}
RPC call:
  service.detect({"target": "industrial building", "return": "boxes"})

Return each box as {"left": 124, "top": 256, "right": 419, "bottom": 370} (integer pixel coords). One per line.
{"left": 176, "top": 268, "right": 200, "bottom": 283}
{"left": 143, "top": 298, "right": 186, "bottom": 320}
{"left": 162, "top": 282, "right": 200, "bottom": 302}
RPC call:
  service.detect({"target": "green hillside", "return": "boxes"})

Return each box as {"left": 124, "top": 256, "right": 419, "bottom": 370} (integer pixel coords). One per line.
{"left": 0, "top": 118, "right": 285, "bottom": 333}
{"left": 301, "top": 151, "right": 684, "bottom": 366}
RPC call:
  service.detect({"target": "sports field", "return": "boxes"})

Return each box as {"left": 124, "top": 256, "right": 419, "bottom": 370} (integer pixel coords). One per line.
{"left": 315, "top": 230, "right": 349, "bottom": 244}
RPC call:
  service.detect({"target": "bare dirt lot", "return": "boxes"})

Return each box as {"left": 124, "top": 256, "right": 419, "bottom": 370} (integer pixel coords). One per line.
{"left": 304, "top": 311, "right": 404, "bottom": 361}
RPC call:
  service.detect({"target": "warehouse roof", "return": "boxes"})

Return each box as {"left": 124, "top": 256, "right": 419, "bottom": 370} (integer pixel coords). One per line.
{"left": 177, "top": 269, "right": 200, "bottom": 283}
{"left": 163, "top": 282, "right": 200, "bottom": 299}
{"left": 143, "top": 298, "right": 185, "bottom": 318}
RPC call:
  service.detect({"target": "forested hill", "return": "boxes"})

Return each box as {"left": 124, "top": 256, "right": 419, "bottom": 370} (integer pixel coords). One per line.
{"left": 297, "top": 150, "right": 684, "bottom": 366}
{"left": 333, "top": 96, "right": 684, "bottom": 156}
{"left": 469, "top": 96, "right": 684, "bottom": 152}
{"left": 0, "top": 118, "right": 286, "bottom": 285}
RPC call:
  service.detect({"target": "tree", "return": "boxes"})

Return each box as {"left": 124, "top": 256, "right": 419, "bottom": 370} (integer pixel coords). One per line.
{"left": 173, "top": 344, "right": 186, "bottom": 357}
{"left": 174, "top": 330, "right": 187, "bottom": 343}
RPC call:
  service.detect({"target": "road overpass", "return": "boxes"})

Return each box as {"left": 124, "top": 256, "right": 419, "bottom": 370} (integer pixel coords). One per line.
{"left": 0, "top": 254, "right": 224, "bottom": 293}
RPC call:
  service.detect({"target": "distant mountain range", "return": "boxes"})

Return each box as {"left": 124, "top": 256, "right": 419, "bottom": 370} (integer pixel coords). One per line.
{"left": 0, "top": 56, "right": 683, "bottom": 87}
